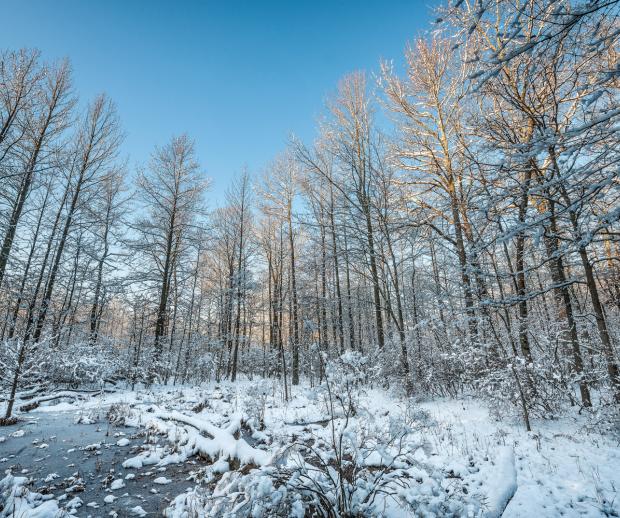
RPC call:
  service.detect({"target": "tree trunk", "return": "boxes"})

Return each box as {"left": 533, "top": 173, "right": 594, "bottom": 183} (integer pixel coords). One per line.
{"left": 543, "top": 205, "right": 591, "bottom": 406}
{"left": 362, "top": 200, "right": 385, "bottom": 349}
{"left": 288, "top": 202, "right": 300, "bottom": 385}
{"left": 514, "top": 167, "right": 533, "bottom": 363}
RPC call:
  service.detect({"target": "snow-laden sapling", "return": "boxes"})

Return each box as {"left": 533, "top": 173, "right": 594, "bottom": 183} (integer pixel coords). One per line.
{"left": 242, "top": 379, "right": 272, "bottom": 431}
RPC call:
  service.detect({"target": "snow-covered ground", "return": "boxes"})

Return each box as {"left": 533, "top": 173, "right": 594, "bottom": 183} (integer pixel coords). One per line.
{"left": 418, "top": 399, "right": 620, "bottom": 517}
{"left": 1, "top": 382, "right": 618, "bottom": 517}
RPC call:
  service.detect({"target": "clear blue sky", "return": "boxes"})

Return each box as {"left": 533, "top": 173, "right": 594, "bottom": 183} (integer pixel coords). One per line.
{"left": 3, "top": 0, "right": 437, "bottom": 202}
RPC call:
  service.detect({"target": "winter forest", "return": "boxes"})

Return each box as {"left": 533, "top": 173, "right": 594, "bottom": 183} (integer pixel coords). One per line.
{"left": 1, "top": 0, "right": 620, "bottom": 516}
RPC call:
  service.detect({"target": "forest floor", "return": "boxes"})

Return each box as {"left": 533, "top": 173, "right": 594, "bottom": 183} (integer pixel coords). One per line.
{"left": 1, "top": 382, "right": 619, "bottom": 517}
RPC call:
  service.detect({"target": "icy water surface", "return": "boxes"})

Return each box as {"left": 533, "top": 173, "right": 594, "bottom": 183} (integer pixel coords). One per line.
{"left": 0, "top": 410, "right": 205, "bottom": 517}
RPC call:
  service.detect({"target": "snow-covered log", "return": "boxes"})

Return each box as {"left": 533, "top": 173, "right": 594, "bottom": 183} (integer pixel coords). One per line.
{"left": 484, "top": 446, "right": 518, "bottom": 518}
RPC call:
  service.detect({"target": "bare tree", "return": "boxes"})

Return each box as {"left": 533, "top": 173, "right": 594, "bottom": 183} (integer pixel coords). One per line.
{"left": 134, "top": 134, "right": 207, "bottom": 382}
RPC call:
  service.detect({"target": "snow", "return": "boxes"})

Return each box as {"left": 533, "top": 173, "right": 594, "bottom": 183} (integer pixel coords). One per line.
{"left": 484, "top": 446, "right": 518, "bottom": 517}
{"left": 2, "top": 382, "right": 618, "bottom": 517}
{"left": 211, "top": 458, "right": 230, "bottom": 473}
{"left": 0, "top": 473, "right": 63, "bottom": 518}
{"left": 418, "top": 398, "right": 620, "bottom": 517}
{"left": 65, "top": 496, "right": 82, "bottom": 509}
{"left": 109, "top": 478, "right": 125, "bottom": 490}
{"left": 122, "top": 456, "right": 144, "bottom": 469}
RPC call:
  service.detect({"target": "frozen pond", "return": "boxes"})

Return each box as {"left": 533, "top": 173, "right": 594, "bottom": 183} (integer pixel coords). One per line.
{"left": 0, "top": 409, "right": 207, "bottom": 516}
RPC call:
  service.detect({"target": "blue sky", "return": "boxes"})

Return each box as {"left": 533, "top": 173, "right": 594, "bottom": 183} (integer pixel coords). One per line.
{"left": 3, "top": 0, "right": 437, "bottom": 203}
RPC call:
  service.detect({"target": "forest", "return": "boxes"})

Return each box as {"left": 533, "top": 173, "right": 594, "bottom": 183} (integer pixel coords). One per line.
{"left": 1, "top": 0, "right": 619, "bottom": 516}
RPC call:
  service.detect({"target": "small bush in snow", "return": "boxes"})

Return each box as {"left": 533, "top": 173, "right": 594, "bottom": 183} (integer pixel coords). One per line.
{"left": 106, "top": 403, "right": 136, "bottom": 426}
{"left": 242, "top": 379, "right": 272, "bottom": 431}
{"left": 46, "top": 340, "right": 122, "bottom": 388}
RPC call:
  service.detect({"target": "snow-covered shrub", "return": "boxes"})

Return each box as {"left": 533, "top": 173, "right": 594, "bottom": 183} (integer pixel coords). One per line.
{"left": 437, "top": 333, "right": 581, "bottom": 429}
{"left": 316, "top": 351, "right": 370, "bottom": 418}
{"left": 164, "top": 486, "right": 211, "bottom": 517}
{"left": 475, "top": 350, "right": 574, "bottom": 425}
{"left": 196, "top": 468, "right": 306, "bottom": 518}
{"left": 190, "top": 406, "right": 480, "bottom": 518}
{"left": 163, "top": 353, "right": 413, "bottom": 516}
{"left": 45, "top": 339, "right": 122, "bottom": 388}
{"left": 188, "top": 350, "right": 217, "bottom": 383}
{"left": 0, "top": 337, "right": 54, "bottom": 419}
{"left": 259, "top": 348, "right": 283, "bottom": 380}
{"left": 590, "top": 466, "right": 620, "bottom": 517}
{"left": 373, "top": 338, "right": 413, "bottom": 394}
{"left": 397, "top": 467, "right": 481, "bottom": 517}
{"left": 402, "top": 399, "right": 434, "bottom": 431}
{"left": 126, "top": 362, "right": 150, "bottom": 387}
{"left": 107, "top": 402, "right": 137, "bottom": 426}
{"left": 0, "top": 472, "right": 68, "bottom": 517}
{"left": 0, "top": 338, "right": 49, "bottom": 392}
{"left": 237, "top": 346, "right": 270, "bottom": 381}
{"left": 583, "top": 403, "right": 620, "bottom": 438}
{"left": 242, "top": 379, "right": 272, "bottom": 431}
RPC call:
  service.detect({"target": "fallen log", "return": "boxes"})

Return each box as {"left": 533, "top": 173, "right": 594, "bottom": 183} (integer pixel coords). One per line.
{"left": 18, "top": 391, "right": 87, "bottom": 412}
{"left": 122, "top": 410, "right": 272, "bottom": 468}
{"left": 0, "top": 385, "right": 48, "bottom": 402}
{"left": 17, "top": 389, "right": 116, "bottom": 412}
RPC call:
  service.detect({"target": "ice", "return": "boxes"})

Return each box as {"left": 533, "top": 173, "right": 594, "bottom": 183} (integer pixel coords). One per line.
{"left": 109, "top": 478, "right": 125, "bottom": 490}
